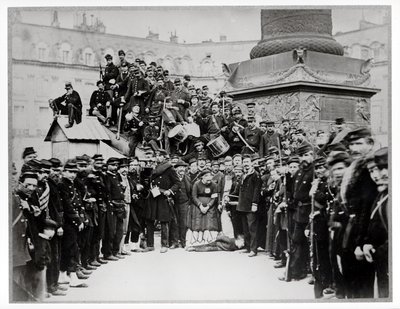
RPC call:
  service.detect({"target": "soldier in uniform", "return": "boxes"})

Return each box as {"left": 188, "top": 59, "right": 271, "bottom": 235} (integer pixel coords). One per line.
{"left": 146, "top": 76, "right": 169, "bottom": 119}
{"left": 363, "top": 147, "right": 389, "bottom": 298}
{"left": 243, "top": 116, "right": 263, "bottom": 154}
{"left": 87, "top": 154, "right": 109, "bottom": 266}
{"left": 162, "top": 70, "right": 175, "bottom": 95}
{"left": 57, "top": 162, "right": 88, "bottom": 288}
{"left": 103, "top": 54, "right": 119, "bottom": 97}
{"left": 339, "top": 127, "right": 377, "bottom": 298}
{"left": 51, "top": 82, "right": 82, "bottom": 128}
{"left": 259, "top": 121, "right": 280, "bottom": 157}
{"left": 122, "top": 67, "right": 150, "bottom": 117}
{"left": 112, "top": 62, "right": 130, "bottom": 99}
{"left": 281, "top": 143, "right": 315, "bottom": 281}
{"left": 199, "top": 85, "right": 212, "bottom": 106}
{"left": 227, "top": 108, "right": 248, "bottom": 155}
{"left": 237, "top": 155, "right": 262, "bottom": 257}
{"left": 142, "top": 116, "right": 161, "bottom": 152}
{"left": 124, "top": 105, "right": 145, "bottom": 157}
{"left": 144, "top": 149, "right": 180, "bottom": 253}
{"left": 89, "top": 80, "right": 112, "bottom": 125}
{"left": 117, "top": 50, "right": 130, "bottom": 69}
{"left": 103, "top": 157, "right": 127, "bottom": 260}
{"left": 307, "top": 156, "right": 334, "bottom": 298}
{"left": 196, "top": 102, "right": 228, "bottom": 142}
{"left": 37, "top": 160, "right": 66, "bottom": 296}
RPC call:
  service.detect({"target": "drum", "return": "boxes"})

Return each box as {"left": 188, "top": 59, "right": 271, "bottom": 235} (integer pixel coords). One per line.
{"left": 184, "top": 122, "right": 200, "bottom": 138}
{"left": 206, "top": 135, "right": 230, "bottom": 157}
{"left": 168, "top": 124, "right": 188, "bottom": 142}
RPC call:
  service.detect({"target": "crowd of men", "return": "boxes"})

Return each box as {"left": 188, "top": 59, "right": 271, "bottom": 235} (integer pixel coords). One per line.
{"left": 12, "top": 50, "right": 389, "bottom": 301}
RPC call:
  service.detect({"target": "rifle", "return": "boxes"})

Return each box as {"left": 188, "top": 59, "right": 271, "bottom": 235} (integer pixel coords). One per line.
{"left": 99, "top": 63, "right": 104, "bottom": 80}
{"left": 116, "top": 107, "right": 123, "bottom": 140}
{"left": 158, "top": 97, "right": 167, "bottom": 148}
{"left": 277, "top": 134, "right": 291, "bottom": 281}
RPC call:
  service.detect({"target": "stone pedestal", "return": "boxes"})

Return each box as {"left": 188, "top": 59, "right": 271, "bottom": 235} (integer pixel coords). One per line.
{"left": 226, "top": 9, "right": 379, "bottom": 131}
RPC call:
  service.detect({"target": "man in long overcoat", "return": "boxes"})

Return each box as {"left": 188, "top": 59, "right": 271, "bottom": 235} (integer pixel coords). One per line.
{"left": 144, "top": 149, "right": 180, "bottom": 253}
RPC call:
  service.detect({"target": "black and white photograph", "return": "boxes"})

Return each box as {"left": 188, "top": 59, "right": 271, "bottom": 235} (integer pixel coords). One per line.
{"left": 6, "top": 2, "right": 397, "bottom": 307}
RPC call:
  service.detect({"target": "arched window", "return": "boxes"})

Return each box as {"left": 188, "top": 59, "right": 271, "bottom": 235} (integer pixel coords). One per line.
{"left": 361, "top": 47, "right": 370, "bottom": 60}
{"left": 125, "top": 50, "right": 135, "bottom": 63}
{"left": 82, "top": 47, "right": 95, "bottom": 66}
{"left": 36, "top": 42, "right": 49, "bottom": 61}
{"left": 144, "top": 51, "right": 156, "bottom": 65}
{"left": 200, "top": 58, "right": 213, "bottom": 77}
{"left": 60, "top": 42, "right": 72, "bottom": 63}
{"left": 163, "top": 56, "right": 175, "bottom": 73}
{"left": 180, "top": 56, "right": 192, "bottom": 75}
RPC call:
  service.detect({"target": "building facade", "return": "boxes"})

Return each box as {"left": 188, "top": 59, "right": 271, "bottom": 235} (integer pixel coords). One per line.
{"left": 10, "top": 11, "right": 389, "bottom": 166}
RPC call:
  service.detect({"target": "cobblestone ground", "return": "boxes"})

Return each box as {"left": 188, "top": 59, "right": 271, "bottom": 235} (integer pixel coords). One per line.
{"left": 49, "top": 233, "right": 314, "bottom": 302}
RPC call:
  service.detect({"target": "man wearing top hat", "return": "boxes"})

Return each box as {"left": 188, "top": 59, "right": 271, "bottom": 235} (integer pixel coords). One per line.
{"left": 259, "top": 120, "right": 280, "bottom": 157}
{"left": 50, "top": 82, "right": 82, "bottom": 128}
{"left": 57, "top": 161, "right": 88, "bottom": 288}
{"left": 122, "top": 66, "right": 150, "bottom": 117}
{"left": 144, "top": 149, "right": 180, "bottom": 253}
{"left": 338, "top": 127, "right": 378, "bottom": 298}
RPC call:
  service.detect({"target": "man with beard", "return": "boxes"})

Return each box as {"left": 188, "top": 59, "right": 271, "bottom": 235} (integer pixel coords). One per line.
{"left": 147, "top": 76, "right": 169, "bottom": 118}
{"left": 363, "top": 147, "right": 389, "bottom": 298}
{"left": 50, "top": 82, "right": 82, "bottom": 128}
{"left": 237, "top": 155, "right": 262, "bottom": 257}
{"left": 12, "top": 172, "right": 46, "bottom": 301}
{"left": 48, "top": 158, "right": 63, "bottom": 183}
{"left": 86, "top": 154, "right": 109, "bottom": 267}
{"left": 74, "top": 157, "right": 93, "bottom": 277}
{"left": 259, "top": 121, "right": 280, "bottom": 157}
{"left": 57, "top": 162, "right": 88, "bottom": 288}
{"left": 199, "top": 85, "right": 212, "bottom": 106}
{"left": 325, "top": 151, "right": 352, "bottom": 299}
{"left": 170, "top": 78, "right": 191, "bottom": 110}
{"left": 144, "top": 150, "right": 180, "bottom": 253}
{"left": 339, "top": 127, "right": 377, "bottom": 298}
{"left": 112, "top": 62, "right": 130, "bottom": 99}
{"left": 117, "top": 50, "right": 130, "bottom": 69}
{"left": 280, "top": 143, "right": 315, "bottom": 281}
{"left": 197, "top": 102, "right": 228, "bottom": 141}
{"left": 169, "top": 160, "right": 191, "bottom": 248}
{"left": 122, "top": 67, "right": 150, "bottom": 117}
{"left": 102, "top": 54, "right": 119, "bottom": 98}
{"left": 163, "top": 70, "right": 175, "bottom": 95}
{"left": 218, "top": 158, "right": 236, "bottom": 237}
{"left": 89, "top": 80, "right": 112, "bottom": 125}
{"left": 37, "top": 160, "right": 66, "bottom": 296}
{"left": 227, "top": 108, "right": 248, "bottom": 155}
{"left": 243, "top": 116, "right": 263, "bottom": 154}
{"left": 104, "top": 157, "right": 126, "bottom": 260}
{"left": 306, "top": 156, "right": 335, "bottom": 298}
{"left": 280, "top": 119, "right": 291, "bottom": 139}
{"left": 118, "top": 158, "right": 135, "bottom": 255}
{"left": 145, "top": 67, "right": 156, "bottom": 90}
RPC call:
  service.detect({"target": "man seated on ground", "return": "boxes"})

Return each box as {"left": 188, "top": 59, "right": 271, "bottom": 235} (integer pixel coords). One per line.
{"left": 187, "top": 234, "right": 245, "bottom": 252}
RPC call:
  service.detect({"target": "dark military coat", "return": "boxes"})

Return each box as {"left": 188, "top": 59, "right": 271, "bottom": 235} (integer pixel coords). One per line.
{"left": 244, "top": 126, "right": 263, "bottom": 151}
{"left": 58, "top": 177, "right": 84, "bottom": 228}
{"left": 103, "top": 63, "right": 119, "bottom": 90}
{"left": 292, "top": 162, "right": 315, "bottom": 224}
{"left": 144, "top": 162, "right": 180, "bottom": 222}
{"left": 89, "top": 89, "right": 111, "bottom": 116}
{"left": 237, "top": 170, "right": 262, "bottom": 213}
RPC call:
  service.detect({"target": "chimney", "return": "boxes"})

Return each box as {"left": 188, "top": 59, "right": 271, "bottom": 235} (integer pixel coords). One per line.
{"left": 146, "top": 29, "right": 160, "bottom": 40}
{"left": 219, "top": 35, "right": 227, "bottom": 42}
{"left": 170, "top": 31, "right": 178, "bottom": 43}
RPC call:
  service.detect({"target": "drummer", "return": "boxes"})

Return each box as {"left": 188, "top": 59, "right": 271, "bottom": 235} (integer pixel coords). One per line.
{"left": 161, "top": 97, "right": 185, "bottom": 155}
{"left": 196, "top": 102, "right": 228, "bottom": 142}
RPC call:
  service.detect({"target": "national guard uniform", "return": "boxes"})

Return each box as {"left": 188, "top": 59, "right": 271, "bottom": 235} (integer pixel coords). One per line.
{"left": 144, "top": 151, "right": 181, "bottom": 251}
{"left": 89, "top": 85, "right": 112, "bottom": 120}
{"left": 124, "top": 69, "right": 150, "bottom": 117}
{"left": 146, "top": 80, "right": 169, "bottom": 118}
{"left": 52, "top": 82, "right": 82, "bottom": 128}
{"left": 58, "top": 162, "right": 85, "bottom": 277}
{"left": 227, "top": 111, "right": 248, "bottom": 155}
{"left": 259, "top": 122, "right": 281, "bottom": 157}
{"left": 87, "top": 154, "right": 109, "bottom": 266}
{"left": 243, "top": 120, "right": 263, "bottom": 154}
{"left": 143, "top": 117, "right": 161, "bottom": 152}
{"left": 104, "top": 158, "right": 127, "bottom": 258}
{"left": 289, "top": 143, "right": 314, "bottom": 281}
{"left": 114, "top": 67, "right": 130, "bottom": 98}
{"left": 124, "top": 111, "right": 145, "bottom": 157}
{"left": 309, "top": 157, "right": 334, "bottom": 298}
{"left": 103, "top": 54, "right": 119, "bottom": 93}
